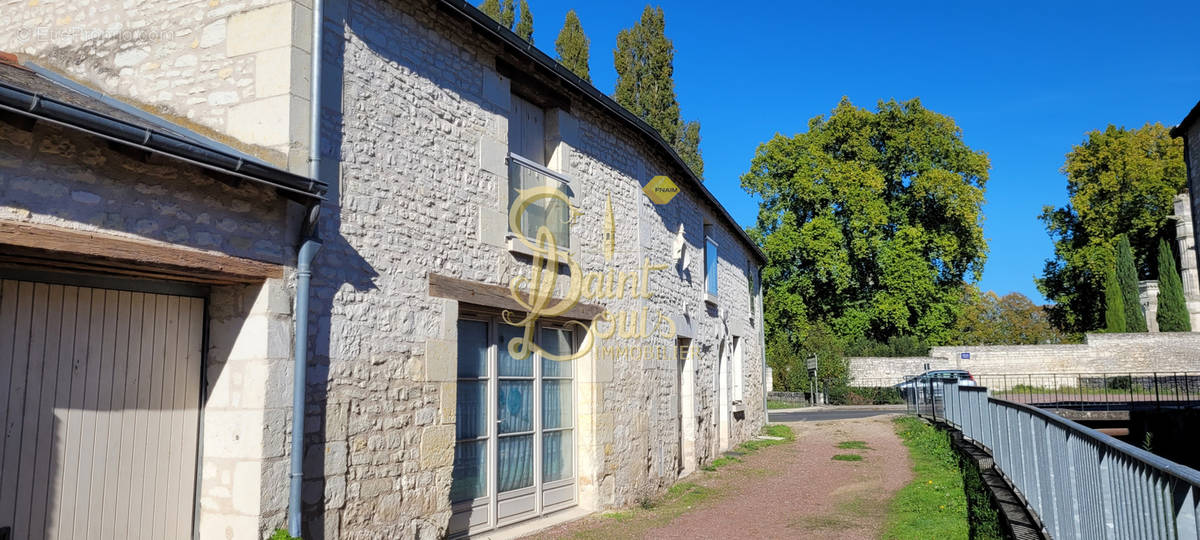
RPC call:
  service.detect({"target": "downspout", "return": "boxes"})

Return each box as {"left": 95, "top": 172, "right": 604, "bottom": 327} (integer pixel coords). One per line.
{"left": 289, "top": 0, "right": 324, "bottom": 536}
{"left": 757, "top": 266, "right": 768, "bottom": 426}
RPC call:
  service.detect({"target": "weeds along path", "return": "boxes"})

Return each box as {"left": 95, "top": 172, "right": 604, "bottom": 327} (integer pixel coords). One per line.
{"left": 532, "top": 415, "right": 912, "bottom": 539}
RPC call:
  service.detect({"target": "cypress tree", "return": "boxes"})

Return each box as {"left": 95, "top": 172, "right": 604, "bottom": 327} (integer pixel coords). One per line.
{"left": 1116, "top": 235, "right": 1147, "bottom": 332}
{"left": 515, "top": 0, "right": 533, "bottom": 43}
{"left": 479, "top": 0, "right": 502, "bottom": 24}
{"left": 555, "top": 10, "right": 591, "bottom": 82}
{"left": 1104, "top": 266, "right": 1126, "bottom": 332}
{"left": 479, "top": 0, "right": 515, "bottom": 29}
{"left": 613, "top": 6, "right": 704, "bottom": 178}
{"left": 1156, "top": 239, "right": 1191, "bottom": 331}
{"left": 500, "top": 0, "right": 515, "bottom": 29}
{"left": 676, "top": 119, "right": 703, "bottom": 178}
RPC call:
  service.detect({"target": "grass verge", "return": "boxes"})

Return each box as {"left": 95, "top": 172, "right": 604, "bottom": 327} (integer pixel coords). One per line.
{"left": 704, "top": 424, "right": 796, "bottom": 470}
{"left": 884, "top": 416, "right": 969, "bottom": 539}
{"left": 767, "top": 399, "right": 802, "bottom": 409}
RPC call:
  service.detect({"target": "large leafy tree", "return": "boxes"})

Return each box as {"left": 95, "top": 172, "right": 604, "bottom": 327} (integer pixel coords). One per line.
{"left": 1037, "top": 123, "right": 1185, "bottom": 334}
{"left": 949, "top": 286, "right": 1067, "bottom": 345}
{"left": 743, "top": 97, "right": 989, "bottom": 349}
{"left": 1156, "top": 239, "right": 1191, "bottom": 332}
{"left": 613, "top": 6, "right": 703, "bottom": 178}
{"left": 555, "top": 10, "right": 590, "bottom": 82}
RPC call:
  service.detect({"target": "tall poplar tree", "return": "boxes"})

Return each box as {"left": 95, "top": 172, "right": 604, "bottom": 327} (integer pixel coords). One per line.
{"left": 1116, "top": 235, "right": 1147, "bottom": 332}
{"left": 515, "top": 0, "right": 533, "bottom": 43}
{"left": 1104, "top": 267, "right": 1126, "bottom": 332}
{"left": 1156, "top": 239, "right": 1191, "bottom": 331}
{"left": 479, "top": 0, "right": 515, "bottom": 29}
{"left": 613, "top": 5, "right": 703, "bottom": 178}
{"left": 555, "top": 10, "right": 591, "bottom": 82}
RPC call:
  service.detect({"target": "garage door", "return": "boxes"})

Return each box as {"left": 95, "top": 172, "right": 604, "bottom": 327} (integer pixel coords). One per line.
{"left": 0, "top": 278, "right": 204, "bottom": 540}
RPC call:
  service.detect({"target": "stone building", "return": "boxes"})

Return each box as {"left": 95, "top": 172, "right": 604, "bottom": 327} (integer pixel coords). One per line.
{"left": 1173, "top": 106, "right": 1200, "bottom": 331}
{"left": 0, "top": 0, "right": 768, "bottom": 538}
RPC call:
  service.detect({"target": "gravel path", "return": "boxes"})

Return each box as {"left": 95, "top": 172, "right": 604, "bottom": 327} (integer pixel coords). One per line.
{"left": 531, "top": 414, "right": 913, "bottom": 539}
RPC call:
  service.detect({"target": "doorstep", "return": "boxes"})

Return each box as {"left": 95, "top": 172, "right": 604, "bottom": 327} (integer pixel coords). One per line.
{"left": 476, "top": 506, "right": 594, "bottom": 540}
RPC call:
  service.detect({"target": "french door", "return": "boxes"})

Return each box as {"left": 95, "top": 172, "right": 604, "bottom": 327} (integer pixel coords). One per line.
{"left": 448, "top": 317, "right": 576, "bottom": 536}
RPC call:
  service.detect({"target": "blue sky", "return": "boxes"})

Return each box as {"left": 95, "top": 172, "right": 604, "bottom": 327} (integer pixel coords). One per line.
{"left": 527, "top": 0, "right": 1200, "bottom": 303}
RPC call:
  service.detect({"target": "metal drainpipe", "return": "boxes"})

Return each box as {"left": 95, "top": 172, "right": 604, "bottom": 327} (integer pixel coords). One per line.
{"left": 289, "top": 0, "right": 324, "bottom": 535}
{"left": 757, "top": 265, "right": 768, "bottom": 424}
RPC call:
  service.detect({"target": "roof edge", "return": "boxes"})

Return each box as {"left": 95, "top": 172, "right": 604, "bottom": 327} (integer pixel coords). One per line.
{"left": 437, "top": 0, "right": 766, "bottom": 263}
{"left": 1171, "top": 100, "right": 1200, "bottom": 138}
{"left": 0, "top": 63, "right": 325, "bottom": 204}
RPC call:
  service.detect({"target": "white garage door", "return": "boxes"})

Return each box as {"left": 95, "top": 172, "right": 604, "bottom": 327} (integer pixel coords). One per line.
{"left": 0, "top": 278, "right": 204, "bottom": 540}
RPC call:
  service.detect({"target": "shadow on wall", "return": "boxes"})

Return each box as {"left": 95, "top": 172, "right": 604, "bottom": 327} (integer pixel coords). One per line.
{"left": 299, "top": 4, "right": 379, "bottom": 539}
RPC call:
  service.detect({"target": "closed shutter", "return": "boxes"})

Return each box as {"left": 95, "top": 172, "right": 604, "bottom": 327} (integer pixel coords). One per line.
{"left": 0, "top": 279, "right": 203, "bottom": 540}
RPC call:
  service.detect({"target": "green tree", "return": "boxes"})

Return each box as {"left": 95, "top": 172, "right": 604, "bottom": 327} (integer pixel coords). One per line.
{"left": 675, "top": 120, "right": 703, "bottom": 178}
{"left": 515, "top": 0, "right": 533, "bottom": 43}
{"left": 1156, "top": 239, "right": 1191, "bottom": 331}
{"left": 1104, "top": 266, "right": 1126, "bottom": 332}
{"left": 949, "top": 286, "right": 1068, "bottom": 345}
{"left": 1116, "top": 234, "right": 1147, "bottom": 331}
{"left": 613, "top": 5, "right": 703, "bottom": 178}
{"left": 1037, "top": 123, "right": 1185, "bottom": 333}
{"left": 555, "top": 10, "right": 590, "bottom": 82}
{"left": 743, "top": 97, "right": 989, "bottom": 349}
{"left": 479, "top": 0, "right": 515, "bottom": 29}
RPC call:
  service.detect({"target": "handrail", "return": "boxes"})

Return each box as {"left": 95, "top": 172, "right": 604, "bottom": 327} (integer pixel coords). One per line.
{"left": 918, "top": 381, "right": 1200, "bottom": 539}
{"left": 987, "top": 395, "right": 1200, "bottom": 485}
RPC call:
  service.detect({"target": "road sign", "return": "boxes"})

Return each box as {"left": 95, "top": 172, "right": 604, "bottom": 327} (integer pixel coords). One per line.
{"left": 960, "top": 352, "right": 970, "bottom": 360}
{"left": 806, "top": 355, "right": 817, "bottom": 371}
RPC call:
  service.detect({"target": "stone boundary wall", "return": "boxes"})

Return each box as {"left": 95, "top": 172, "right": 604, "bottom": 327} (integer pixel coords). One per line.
{"left": 849, "top": 333, "right": 1200, "bottom": 388}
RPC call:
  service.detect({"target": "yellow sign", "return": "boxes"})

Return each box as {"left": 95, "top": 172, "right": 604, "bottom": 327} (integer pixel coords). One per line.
{"left": 643, "top": 175, "right": 679, "bottom": 204}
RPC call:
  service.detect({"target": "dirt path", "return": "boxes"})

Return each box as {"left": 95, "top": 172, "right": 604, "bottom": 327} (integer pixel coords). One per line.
{"left": 531, "top": 414, "right": 913, "bottom": 539}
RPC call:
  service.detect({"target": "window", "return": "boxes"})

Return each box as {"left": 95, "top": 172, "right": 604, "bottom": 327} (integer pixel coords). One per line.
{"left": 704, "top": 224, "right": 718, "bottom": 298}
{"left": 731, "top": 336, "right": 744, "bottom": 402}
{"left": 450, "top": 317, "right": 577, "bottom": 535}
{"left": 508, "top": 94, "right": 571, "bottom": 248}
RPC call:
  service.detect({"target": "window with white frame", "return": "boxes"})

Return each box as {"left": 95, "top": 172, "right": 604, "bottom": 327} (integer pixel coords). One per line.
{"left": 449, "top": 316, "right": 577, "bottom": 535}
{"left": 508, "top": 94, "right": 571, "bottom": 248}
{"left": 704, "top": 224, "right": 718, "bottom": 297}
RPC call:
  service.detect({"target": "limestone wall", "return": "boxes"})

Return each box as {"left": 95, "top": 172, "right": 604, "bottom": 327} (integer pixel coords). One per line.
{"left": 301, "top": 0, "right": 766, "bottom": 538}
{"left": 0, "top": 0, "right": 315, "bottom": 171}
{"left": 0, "top": 93, "right": 299, "bottom": 537}
{"left": 849, "top": 333, "right": 1200, "bottom": 389}
{"left": 3, "top": 1, "right": 767, "bottom": 538}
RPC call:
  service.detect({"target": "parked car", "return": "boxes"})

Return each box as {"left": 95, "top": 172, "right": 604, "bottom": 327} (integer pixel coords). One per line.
{"left": 895, "top": 369, "right": 976, "bottom": 402}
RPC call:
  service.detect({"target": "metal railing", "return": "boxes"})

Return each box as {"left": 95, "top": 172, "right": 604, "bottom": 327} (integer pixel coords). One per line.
{"left": 922, "top": 381, "right": 1200, "bottom": 539}
{"left": 975, "top": 372, "right": 1200, "bottom": 411}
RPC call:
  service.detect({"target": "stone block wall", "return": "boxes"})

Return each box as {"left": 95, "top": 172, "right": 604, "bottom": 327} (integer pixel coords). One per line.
{"left": 850, "top": 333, "right": 1200, "bottom": 390}
{"left": 301, "top": 0, "right": 766, "bottom": 537}
{"left": 0, "top": 89, "right": 299, "bottom": 538}
{"left": 0, "top": 0, "right": 315, "bottom": 171}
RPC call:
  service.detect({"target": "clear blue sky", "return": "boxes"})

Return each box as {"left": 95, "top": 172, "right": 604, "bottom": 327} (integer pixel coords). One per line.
{"left": 527, "top": 0, "right": 1200, "bottom": 304}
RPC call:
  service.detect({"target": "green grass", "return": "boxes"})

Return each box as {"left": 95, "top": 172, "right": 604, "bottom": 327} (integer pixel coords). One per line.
{"left": 705, "top": 424, "right": 797, "bottom": 469}
{"left": 995, "top": 382, "right": 1155, "bottom": 396}
{"left": 767, "top": 399, "right": 803, "bottom": 409}
{"left": 837, "top": 440, "right": 870, "bottom": 450}
{"left": 596, "top": 482, "right": 716, "bottom": 529}
{"left": 883, "top": 416, "right": 969, "bottom": 540}
{"left": 832, "top": 453, "right": 864, "bottom": 462}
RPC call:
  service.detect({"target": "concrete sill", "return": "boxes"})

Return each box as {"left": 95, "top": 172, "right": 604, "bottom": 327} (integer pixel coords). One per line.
{"left": 705, "top": 293, "right": 719, "bottom": 306}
